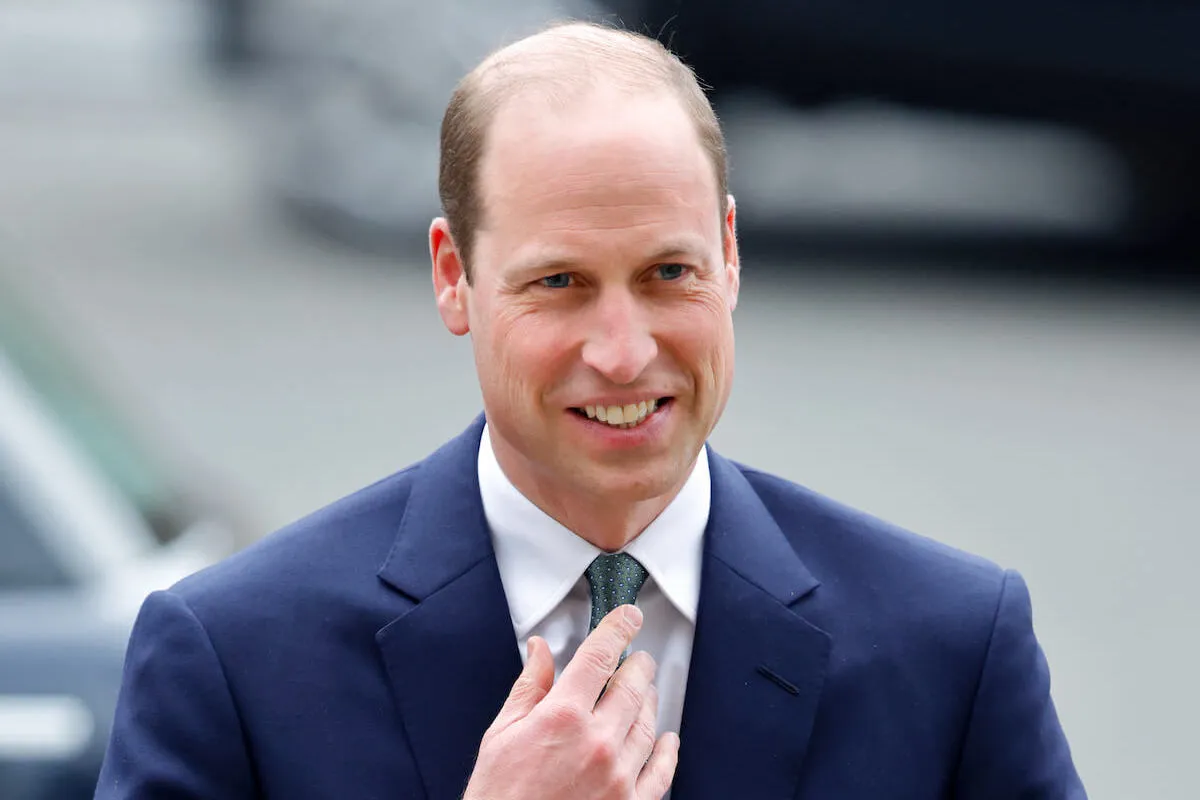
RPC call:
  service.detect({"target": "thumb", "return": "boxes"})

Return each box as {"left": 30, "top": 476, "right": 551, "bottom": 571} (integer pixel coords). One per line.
{"left": 493, "top": 636, "right": 554, "bottom": 729}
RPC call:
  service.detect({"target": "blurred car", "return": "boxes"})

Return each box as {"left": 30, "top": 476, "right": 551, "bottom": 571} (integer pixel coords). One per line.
{"left": 0, "top": 283, "right": 247, "bottom": 799}
{"left": 206, "top": 0, "right": 1200, "bottom": 254}
{"left": 626, "top": 0, "right": 1200, "bottom": 247}
{"left": 209, "top": 0, "right": 607, "bottom": 253}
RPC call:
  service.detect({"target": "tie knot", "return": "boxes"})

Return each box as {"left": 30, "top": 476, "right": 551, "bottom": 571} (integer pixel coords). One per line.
{"left": 585, "top": 553, "right": 649, "bottom": 632}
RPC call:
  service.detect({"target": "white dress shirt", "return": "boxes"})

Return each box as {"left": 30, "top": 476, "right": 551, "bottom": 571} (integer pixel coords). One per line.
{"left": 478, "top": 423, "right": 710, "bottom": 741}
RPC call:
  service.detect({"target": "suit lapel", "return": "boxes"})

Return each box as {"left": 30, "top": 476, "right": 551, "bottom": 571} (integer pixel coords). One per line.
{"left": 372, "top": 422, "right": 830, "bottom": 799}
{"left": 671, "top": 450, "right": 832, "bottom": 800}
{"left": 375, "top": 416, "right": 522, "bottom": 800}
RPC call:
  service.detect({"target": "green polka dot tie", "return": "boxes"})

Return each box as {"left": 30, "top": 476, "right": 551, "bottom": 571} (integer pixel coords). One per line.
{"left": 585, "top": 553, "right": 649, "bottom": 645}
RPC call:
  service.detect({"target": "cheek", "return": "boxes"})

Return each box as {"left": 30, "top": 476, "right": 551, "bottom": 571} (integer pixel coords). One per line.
{"left": 486, "top": 310, "right": 574, "bottom": 397}
{"left": 667, "top": 294, "right": 735, "bottom": 374}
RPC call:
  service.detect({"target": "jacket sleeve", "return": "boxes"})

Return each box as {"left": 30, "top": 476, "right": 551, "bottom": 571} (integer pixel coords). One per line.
{"left": 94, "top": 590, "right": 258, "bottom": 799}
{"left": 953, "top": 569, "right": 1088, "bottom": 799}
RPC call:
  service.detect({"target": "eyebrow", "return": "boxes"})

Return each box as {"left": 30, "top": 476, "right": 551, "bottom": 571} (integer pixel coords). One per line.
{"left": 507, "top": 239, "right": 711, "bottom": 279}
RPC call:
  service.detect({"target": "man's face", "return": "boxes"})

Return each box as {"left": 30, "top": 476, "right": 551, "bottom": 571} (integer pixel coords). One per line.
{"left": 433, "top": 88, "right": 739, "bottom": 508}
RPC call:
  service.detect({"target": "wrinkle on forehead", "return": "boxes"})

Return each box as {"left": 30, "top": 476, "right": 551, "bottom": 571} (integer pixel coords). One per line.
{"left": 469, "top": 22, "right": 702, "bottom": 152}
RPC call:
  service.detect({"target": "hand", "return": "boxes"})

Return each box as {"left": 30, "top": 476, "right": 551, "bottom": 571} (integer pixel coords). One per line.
{"left": 463, "top": 605, "right": 679, "bottom": 800}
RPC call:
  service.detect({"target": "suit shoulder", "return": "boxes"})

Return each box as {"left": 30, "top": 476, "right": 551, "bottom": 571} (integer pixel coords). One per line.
{"left": 736, "top": 463, "right": 1006, "bottom": 594}
{"left": 169, "top": 463, "right": 421, "bottom": 614}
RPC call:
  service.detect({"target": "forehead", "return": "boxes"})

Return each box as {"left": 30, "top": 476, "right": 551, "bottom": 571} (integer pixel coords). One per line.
{"left": 474, "top": 89, "right": 721, "bottom": 266}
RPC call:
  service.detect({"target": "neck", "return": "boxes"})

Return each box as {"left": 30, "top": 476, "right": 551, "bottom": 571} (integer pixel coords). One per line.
{"left": 488, "top": 434, "right": 692, "bottom": 552}
{"left": 545, "top": 490, "right": 678, "bottom": 552}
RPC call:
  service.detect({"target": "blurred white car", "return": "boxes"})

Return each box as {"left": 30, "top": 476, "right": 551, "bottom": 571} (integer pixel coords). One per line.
{"left": 0, "top": 285, "right": 245, "bottom": 799}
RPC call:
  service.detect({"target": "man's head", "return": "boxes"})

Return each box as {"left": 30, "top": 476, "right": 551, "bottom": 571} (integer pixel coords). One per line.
{"left": 438, "top": 22, "right": 729, "bottom": 281}
{"left": 431, "top": 21, "right": 740, "bottom": 531}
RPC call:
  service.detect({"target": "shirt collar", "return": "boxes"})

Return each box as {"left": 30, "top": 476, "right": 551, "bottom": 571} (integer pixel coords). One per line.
{"left": 478, "top": 423, "right": 709, "bottom": 638}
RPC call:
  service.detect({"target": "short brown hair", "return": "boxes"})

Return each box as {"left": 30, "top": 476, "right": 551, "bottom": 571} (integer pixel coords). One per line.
{"left": 438, "top": 20, "right": 729, "bottom": 282}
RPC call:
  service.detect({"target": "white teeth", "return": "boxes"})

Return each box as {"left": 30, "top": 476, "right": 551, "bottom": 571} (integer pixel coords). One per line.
{"left": 580, "top": 398, "right": 663, "bottom": 429}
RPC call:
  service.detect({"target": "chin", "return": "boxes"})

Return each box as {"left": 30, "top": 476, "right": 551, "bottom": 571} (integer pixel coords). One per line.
{"left": 587, "top": 464, "right": 686, "bottom": 504}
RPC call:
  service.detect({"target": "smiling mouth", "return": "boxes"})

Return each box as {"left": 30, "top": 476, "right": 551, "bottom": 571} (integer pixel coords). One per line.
{"left": 571, "top": 397, "right": 672, "bottom": 429}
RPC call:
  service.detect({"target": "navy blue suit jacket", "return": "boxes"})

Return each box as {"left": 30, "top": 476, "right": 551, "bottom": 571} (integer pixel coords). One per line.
{"left": 97, "top": 416, "right": 1085, "bottom": 798}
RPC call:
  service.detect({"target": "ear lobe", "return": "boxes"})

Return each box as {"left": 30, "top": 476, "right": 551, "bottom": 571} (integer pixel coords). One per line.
{"left": 430, "top": 218, "right": 470, "bottom": 336}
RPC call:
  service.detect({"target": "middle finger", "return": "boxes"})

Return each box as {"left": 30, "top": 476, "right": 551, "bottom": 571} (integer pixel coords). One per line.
{"left": 593, "top": 650, "right": 657, "bottom": 739}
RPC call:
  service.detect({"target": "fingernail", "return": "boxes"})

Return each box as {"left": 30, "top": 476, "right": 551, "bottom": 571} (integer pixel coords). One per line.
{"left": 624, "top": 605, "right": 643, "bottom": 628}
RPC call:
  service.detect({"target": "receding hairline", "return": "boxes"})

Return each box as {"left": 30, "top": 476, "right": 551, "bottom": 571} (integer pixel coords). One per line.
{"left": 438, "top": 20, "right": 729, "bottom": 279}
{"left": 468, "top": 21, "right": 725, "bottom": 201}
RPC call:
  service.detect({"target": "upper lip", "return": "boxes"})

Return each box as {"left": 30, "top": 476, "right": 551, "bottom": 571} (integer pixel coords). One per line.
{"left": 569, "top": 395, "right": 670, "bottom": 408}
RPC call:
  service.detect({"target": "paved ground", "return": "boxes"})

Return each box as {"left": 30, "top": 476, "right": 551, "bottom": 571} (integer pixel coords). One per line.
{"left": 2, "top": 3, "right": 1198, "bottom": 797}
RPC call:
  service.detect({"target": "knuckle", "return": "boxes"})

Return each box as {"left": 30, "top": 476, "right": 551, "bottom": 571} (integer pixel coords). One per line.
{"left": 577, "top": 642, "right": 618, "bottom": 676}
{"left": 611, "top": 677, "right": 644, "bottom": 708}
{"left": 541, "top": 699, "right": 585, "bottom": 731}
{"left": 610, "top": 774, "right": 635, "bottom": 797}
{"left": 506, "top": 676, "right": 535, "bottom": 701}
{"left": 585, "top": 738, "right": 619, "bottom": 771}
{"left": 630, "top": 716, "right": 656, "bottom": 747}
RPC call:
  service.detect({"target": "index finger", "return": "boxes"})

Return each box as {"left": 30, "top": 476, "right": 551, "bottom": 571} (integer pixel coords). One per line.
{"left": 551, "top": 604, "right": 642, "bottom": 708}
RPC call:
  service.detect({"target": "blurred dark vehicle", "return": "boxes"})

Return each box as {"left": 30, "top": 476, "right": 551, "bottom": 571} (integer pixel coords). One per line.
{"left": 625, "top": 0, "right": 1200, "bottom": 247}
{"left": 204, "top": 0, "right": 1200, "bottom": 252}
{"left": 0, "top": 284, "right": 248, "bottom": 799}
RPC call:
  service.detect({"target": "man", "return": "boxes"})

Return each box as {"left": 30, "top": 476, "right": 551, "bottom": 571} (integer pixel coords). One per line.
{"left": 96, "top": 21, "right": 1086, "bottom": 800}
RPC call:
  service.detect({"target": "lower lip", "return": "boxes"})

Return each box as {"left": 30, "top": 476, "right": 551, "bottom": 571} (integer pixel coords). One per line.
{"left": 566, "top": 401, "right": 672, "bottom": 448}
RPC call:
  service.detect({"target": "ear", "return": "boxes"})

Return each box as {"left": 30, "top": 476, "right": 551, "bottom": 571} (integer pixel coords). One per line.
{"left": 430, "top": 217, "right": 470, "bottom": 336}
{"left": 722, "top": 194, "right": 741, "bottom": 311}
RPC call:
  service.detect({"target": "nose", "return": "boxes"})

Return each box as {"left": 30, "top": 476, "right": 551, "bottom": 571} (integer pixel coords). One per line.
{"left": 580, "top": 289, "right": 658, "bottom": 385}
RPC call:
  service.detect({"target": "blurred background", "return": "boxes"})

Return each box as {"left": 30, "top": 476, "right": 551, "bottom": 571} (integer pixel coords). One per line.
{"left": 0, "top": 0, "right": 1197, "bottom": 797}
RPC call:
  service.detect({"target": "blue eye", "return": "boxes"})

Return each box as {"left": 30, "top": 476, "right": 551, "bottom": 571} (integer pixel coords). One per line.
{"left": 541, "top": 273, "right": 572, "bottom": 288}
{"left": 657, "top": 264, "right": 687, "bottom": 280}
